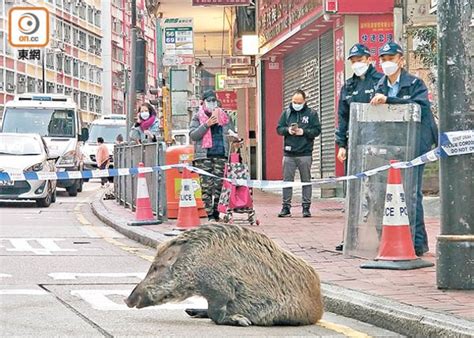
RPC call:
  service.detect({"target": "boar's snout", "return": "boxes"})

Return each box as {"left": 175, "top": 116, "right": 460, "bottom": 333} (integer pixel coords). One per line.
{"left": 125, "top": 285, "right": 154, "bottom": 309}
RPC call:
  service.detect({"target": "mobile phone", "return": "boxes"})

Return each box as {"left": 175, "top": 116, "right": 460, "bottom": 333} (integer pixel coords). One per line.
{"left": 290, "top": 123, "right": 298, "bottom": 129}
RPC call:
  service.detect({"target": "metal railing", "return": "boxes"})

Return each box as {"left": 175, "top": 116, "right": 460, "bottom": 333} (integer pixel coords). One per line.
{"left": 114, "top": 142, "right": 167, "bottom": 221}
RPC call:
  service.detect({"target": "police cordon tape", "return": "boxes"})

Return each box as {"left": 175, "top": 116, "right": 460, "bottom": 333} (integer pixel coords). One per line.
{"left": 0, "top": 130, "right": 473, "bottom": 188}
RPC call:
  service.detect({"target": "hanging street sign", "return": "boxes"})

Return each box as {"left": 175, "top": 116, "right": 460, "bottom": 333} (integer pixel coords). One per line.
{"left": 224, "top": 77, "right": 257, "bottom": 89}
{"left": 162, "top": 18, "right": 194, "bottom": 66}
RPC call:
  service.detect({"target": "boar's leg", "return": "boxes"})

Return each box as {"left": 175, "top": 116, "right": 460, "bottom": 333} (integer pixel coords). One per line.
{"left": 207, "top": 299, "right": 252, "bottom": 327}
{"left": 185, "top": 308, "right": 209, "bottom": 318}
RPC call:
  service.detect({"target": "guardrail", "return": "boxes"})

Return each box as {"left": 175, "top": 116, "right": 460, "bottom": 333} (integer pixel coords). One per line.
{"left": 114, "top": 142, "right": 167, "bottom": 221}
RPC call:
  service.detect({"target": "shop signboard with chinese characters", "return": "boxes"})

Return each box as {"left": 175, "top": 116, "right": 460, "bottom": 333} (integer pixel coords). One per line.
{"left": 224, "top": 56, "right": 252, "bottom": 67}
{"left": 193, "top": 0, "right": 250, "bottom": 5}
{"left": 358, "top": 14, "right": 394, "bottom": 71}
{"left": 258, "top": 0, "right": 323, "bottom": 47}
{"left": 224, "top": 77, "right": 256, "bottom": 89}
{"left": 162, "top": 18, "right": 194, "bottom": 66}
{"left": 216, "top": 91, "right": 237, "bottom": 110}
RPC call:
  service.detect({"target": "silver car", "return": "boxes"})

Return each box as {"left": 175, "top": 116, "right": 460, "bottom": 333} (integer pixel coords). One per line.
{"left": 0, "top": 133, "right": 57, "bottom": 207}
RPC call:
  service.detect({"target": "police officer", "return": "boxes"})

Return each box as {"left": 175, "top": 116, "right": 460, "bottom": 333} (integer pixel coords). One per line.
{"left": 334, "top": 43, "right": 383, "bottom": 251}
{"left": 335, "top": 43, "right": 383, "bottom": 162}
{"left": 371, "top": 41, "right": 438, "bottom": 256}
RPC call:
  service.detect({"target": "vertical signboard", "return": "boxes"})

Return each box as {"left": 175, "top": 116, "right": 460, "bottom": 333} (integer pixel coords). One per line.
{"left": 162, "top": 18, "right": 194, "bottom": 66}
{"left": 358, "top": 14, "right": 394, "bottom": 71}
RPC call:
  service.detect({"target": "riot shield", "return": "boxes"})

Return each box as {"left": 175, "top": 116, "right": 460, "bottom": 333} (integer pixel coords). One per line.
{"left": 343, "top": 103, "right": 421, "bottom": 259}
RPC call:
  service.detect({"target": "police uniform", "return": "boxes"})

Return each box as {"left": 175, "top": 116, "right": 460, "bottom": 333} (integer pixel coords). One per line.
{"left": 335, "top": 44, "right": 383, "bottom": 148}
{"left": 375, "top": 42, "right": 439, "bottom": 256}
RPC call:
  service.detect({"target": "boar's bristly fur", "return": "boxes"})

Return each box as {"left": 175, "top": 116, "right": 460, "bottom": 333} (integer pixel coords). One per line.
{"left": 125, "top": 224, "right": 323, "bottom": 327}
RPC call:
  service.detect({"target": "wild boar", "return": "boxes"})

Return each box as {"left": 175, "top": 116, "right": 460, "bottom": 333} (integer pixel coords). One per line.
{"left": 125, "top": 224, "right": 323, "bottom": 327}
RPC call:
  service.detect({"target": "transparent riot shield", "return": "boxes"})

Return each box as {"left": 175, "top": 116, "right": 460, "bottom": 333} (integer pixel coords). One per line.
{"left": 343, "top": 103, "right": 421, "bottom": 259}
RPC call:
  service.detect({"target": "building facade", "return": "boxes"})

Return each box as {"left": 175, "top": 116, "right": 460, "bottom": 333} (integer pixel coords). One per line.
{"left": 102, "top": 0, "right": 158, "bottom": 117}
{"left": 0, "top": 0, "right": 104, "bottom": 122}
{"left": 257, "top": 0, "right": 397, "bottom": 193}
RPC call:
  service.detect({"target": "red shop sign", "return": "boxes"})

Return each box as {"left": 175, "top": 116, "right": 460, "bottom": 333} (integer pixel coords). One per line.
{"left": 216, "top": 91, "right": 238, "bottom": 111}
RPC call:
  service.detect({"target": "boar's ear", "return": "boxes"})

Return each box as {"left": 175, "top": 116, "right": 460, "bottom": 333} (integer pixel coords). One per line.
{"left": 161, "top": 242, "right": 185, "bottom": 267}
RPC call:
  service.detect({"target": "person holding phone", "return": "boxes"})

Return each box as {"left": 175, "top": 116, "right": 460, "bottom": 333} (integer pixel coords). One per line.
{"left": 276, "top": 89, "right": 322, "bottom": 218}
{"left": 190, "top": 90, "right": 235, "bottom": 222}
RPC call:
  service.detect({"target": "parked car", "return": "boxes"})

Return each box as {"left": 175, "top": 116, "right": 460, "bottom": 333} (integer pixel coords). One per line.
{"left": 0, "top": 133, "right": 57, "bottom": 207}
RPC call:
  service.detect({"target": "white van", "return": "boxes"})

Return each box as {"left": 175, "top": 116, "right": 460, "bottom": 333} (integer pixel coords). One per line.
{"left": 82, "top": 115, "right": 127, "bottom": 170}
{"left": 1, "top": 94, "right": 87, "bottom": 196}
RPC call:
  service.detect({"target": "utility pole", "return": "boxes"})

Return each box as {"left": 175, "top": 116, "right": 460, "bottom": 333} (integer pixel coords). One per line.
{"left": 436, "top": 0, "right": 473, "bottom": 289}
{"left": 126, "top": 0, "right": 138, "bottom": 141}
{"left": 42, "top": 48, "right": 46, "bottom": 93}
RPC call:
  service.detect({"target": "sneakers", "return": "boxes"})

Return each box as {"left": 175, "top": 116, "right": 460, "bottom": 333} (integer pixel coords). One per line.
{"left": 335, "top": 242, "right": 344, "bottom": 251}
{"left": 208, "top": 210, "right": 220, "bottom": 223}
{"left": 302, "top": 205, "right": 311, "bottom": 218}
{"left": 278, "top": 206, "right": 291, "bottom": 217}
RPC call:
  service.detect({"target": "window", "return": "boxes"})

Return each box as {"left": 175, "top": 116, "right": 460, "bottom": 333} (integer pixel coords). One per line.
{"left": 87, "top": 5, "right": 94, "bottom": 23}
{"left": 95, "top": 38, "right": 102, "bottom": 54}
{"left": 27, "top": 76, "right": 36, "bottom": 93}
{"left": 96, "top": 68, "right": 102, "bottom": 85}
{"left": 37, "top": 80, "right": 43, "bottom": 93}
{"left": 94, "top": 10, "right": 101, "bottom": 27}
{"left": 80, "top": 61, "right": 86, "bottom": 80}
{"left": 112, "top": 46, "right": 124, "bottom": 62}
{"left": 73, "top": 59, "right": 79, "bottom": 77}
{"left": 64, "top": 0, "right": 71, "bottom": 12}
{"left": 0, "top": 31, "right": 4, "bottom": 54}
{"left": 73, "top": 1, "right": 78, "bottom": 15}
{"left": 64, "top": 25, "right": 71, "bottom": 42}
{"left": 89, "top": 95, "right": 95, "bottom": 111}
{"left": 57, "top": 84, "right": 64, "bottom": 94}
{"left": 79, "top": 31, "right": 86, "bottom": 50}
{"left": 17, "top": 74, "right": 26, "bottom": 94}
{"left": 0, "top": 69, "right": 4, "bottom": 90}
{"left": 112, "top": 18, "right": 123, "bottom": 34}
{"left": 96, "top": 97, "right": 102, "bottom": 113}
{"left": 88, "top": 35, "right": 95, "bottom": 52}
{"left": 73, "top": 28, "right": 79, "bottom": 46}
{"left": 46, "top": 82, "right": 55, "bottom": 94}
{"left": 79, "top": 3, "right": 86, "bottom": 19}
{"left": 56, "top": 0, "right": 62, "bottom": 8}
{"left": 55, "top": 19, "right": 63, "bottom": 41}
{"left": 73, "top": 90, "right": 79, "bottom": 104}
{"left": 89, "top": 66, "right": 94, "bottom": 82}
{"left": 80, "top": 91, "right": 88, "bottom": 110}
{"left": 64, "top": 57, "right": 72, "bottom": 74}
{"left": 56, "top": 53, "right": 63, "bottom": 72}
{"left": 46, "top": 52, "right": 54, "bottom": 69}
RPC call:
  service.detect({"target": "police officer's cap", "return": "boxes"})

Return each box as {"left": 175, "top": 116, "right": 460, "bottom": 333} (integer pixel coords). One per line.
{"left": 379, "top": 41, "right": 404, "bottom": 56}
{"left": 347, "top": 43, "right": 371, "bottom": 59}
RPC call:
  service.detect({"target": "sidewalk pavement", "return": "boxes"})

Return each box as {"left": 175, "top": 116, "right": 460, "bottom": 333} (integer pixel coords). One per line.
{"left": 91, "top": 190, "right": 474, "bottom": 337}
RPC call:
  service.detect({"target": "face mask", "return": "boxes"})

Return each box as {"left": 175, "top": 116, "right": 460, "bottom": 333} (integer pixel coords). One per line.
{"left": 351, "top": 62, "right": 369, "bottom": 77}
{"left": 381, "top": 61, "right": 399, "bottom": 76}
{"left": 292, "top": 103, "right": 304, "bottom": 111}
{"left": 140, "top": 111, "right": 150, "bottom": 120}
{"left": 205, "top": 101, "right": 218, "bottom": 111}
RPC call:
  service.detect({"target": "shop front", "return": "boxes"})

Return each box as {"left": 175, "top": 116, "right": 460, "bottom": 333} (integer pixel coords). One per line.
{"left": 258, "top": 0, "right": 395, "bottom": 193}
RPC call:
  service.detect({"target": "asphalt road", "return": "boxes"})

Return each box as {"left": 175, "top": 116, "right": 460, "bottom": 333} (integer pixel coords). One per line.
{"left": 0, "top": 181, "right": 402, "bottom": 337}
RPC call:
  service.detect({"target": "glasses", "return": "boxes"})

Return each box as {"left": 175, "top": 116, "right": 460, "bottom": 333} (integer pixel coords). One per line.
{"left": 205, "top": 98, "right": 217, "bottom": 103}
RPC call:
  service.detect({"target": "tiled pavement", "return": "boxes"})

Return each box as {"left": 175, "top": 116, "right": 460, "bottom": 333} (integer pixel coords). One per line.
{"left": 95, "top": 190, "right": 474, "bottom": 323}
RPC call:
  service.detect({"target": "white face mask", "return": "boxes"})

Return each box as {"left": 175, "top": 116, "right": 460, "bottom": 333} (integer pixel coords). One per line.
{"left": 205, "top": 101, "right": 218, "bottom": 111}
{"left": 381, "top": 61, "right": 399, "bottom": 76}
{"left": 292, "top": 103, "right": 304, "bottom": 111}
{"left": 351, "top": 62, "right": 369, "bottom": 77}
{"left": 140, "top": 111, "right": 150, "bottom": 120}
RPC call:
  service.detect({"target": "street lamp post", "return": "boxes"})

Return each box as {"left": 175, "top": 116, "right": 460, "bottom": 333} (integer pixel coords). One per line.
{"left": 126, "top": 0, "right": 138, "bottom": 142}
{"left": 42, "top": 48, "right": 46, "bottom": 93}
{"left": 436, "top": 0, "right": 473, "bottom": 289}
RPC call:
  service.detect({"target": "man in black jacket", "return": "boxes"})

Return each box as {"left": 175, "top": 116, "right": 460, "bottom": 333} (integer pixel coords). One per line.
{"left": 371, "top": 41, "right": 438, "bottom": 256}
{"left": 276, "top": 89, "right": 322, "bottom": 218}
{"left": 334, "top": 43, "right": 383, "bottom": 251}
{"left": 335, "top": 43, "right": 383, "bottom": 161}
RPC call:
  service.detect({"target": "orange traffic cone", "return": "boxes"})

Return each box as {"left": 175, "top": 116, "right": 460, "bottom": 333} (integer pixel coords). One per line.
{"left": 361, "top": 160, "right": 434, "bottom": 270}
{"left": 128, "top": 162, "right": 161, "bottom": 226}
{"left": 175, "top": 168, "right": 200, "bottom": 230}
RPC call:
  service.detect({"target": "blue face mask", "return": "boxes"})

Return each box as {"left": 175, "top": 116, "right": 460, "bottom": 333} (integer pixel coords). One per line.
{"left": 292, "top": 102, "right": 304, "bottom": 111}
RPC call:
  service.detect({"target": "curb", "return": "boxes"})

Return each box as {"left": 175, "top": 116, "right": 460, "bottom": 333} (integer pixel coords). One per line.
{"left": 91, "top": 198, "right": 473, "bottom": 337}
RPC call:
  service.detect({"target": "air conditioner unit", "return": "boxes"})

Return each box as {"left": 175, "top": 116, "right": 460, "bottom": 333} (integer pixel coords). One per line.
{"left": 18, "top": 77, "right": 25, "bottom": 83}
{"left": 7, "top": 84, "right": 15, "bottom": 91}
{"left": 48, "top": 83, "right": 55, "bottom": 88}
